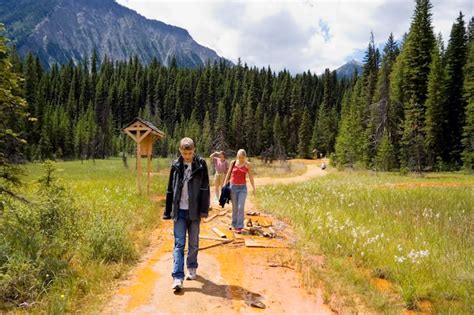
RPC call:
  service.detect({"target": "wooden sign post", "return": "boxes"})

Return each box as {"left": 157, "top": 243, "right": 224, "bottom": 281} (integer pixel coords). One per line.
{"left": 122, "top": 118, "right": 165, "bottom": 195}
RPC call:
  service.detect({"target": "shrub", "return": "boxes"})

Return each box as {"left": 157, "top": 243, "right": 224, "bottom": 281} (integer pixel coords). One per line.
{"left": 85, "top": 212, "right": 137, "bottom": 263}
{"left": 0, "top": 161, "right": 78, "bottom": 306}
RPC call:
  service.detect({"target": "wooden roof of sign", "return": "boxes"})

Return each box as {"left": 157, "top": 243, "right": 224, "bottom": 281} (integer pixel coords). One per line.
{"left": 122, "top": 117, "right": 166, "bottom": 140}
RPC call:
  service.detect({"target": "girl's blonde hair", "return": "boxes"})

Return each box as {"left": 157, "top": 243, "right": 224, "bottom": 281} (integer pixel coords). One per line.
{"left": 236, "top": 149, "right": 247, "bottom": 158}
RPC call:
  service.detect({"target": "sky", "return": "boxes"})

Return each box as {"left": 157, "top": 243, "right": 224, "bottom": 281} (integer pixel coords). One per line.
{"left": 116, "top": 0, "right": 473, "bottom": 74}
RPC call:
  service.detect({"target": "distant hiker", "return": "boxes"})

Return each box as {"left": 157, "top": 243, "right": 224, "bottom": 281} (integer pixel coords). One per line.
{"left": 321, "top": 162, "right": 326, "bottom": 170}
{"left": 210, "top": 150, "right": 229, "bottom": 203}
{"left": 223, "top": 149, "right": 256, "bottom": 234}
{"left": 163, "top": 137, "right": 210, "bottom": 291}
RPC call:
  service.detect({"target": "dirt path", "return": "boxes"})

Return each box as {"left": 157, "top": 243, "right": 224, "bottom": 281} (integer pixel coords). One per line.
{"left": 103, "top": 159, "right": 330, "bottom": 315}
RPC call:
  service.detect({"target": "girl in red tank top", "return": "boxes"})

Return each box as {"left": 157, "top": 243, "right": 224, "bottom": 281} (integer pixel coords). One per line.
{"left": 230, "top": 164, "right": 248, "bottom": 185}
{"left": 223, "top": 149, "right": 256, "bottom": 234}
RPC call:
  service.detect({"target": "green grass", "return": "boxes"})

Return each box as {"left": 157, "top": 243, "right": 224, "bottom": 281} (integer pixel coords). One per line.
{"left": 256, "top": 170, "right": 474, "bottom": 314}
{"left": 1, "top": 158, "right": 169, "bottom": 313}
{"left": 248, "top": 159, "right": 307, "bottom": 178}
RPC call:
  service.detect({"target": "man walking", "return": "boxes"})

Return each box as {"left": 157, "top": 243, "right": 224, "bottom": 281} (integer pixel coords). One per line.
{"left": 163, "top": 137, "right": 210, "bottom": 291}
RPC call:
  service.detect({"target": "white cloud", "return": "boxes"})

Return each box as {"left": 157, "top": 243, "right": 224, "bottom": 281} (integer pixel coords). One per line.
{"left": 116, "top": 0, "right": 473, "bottom": 74}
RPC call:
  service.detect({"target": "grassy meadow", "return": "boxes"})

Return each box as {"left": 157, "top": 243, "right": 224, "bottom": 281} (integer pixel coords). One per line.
{"left": 1, "top": 158, "right": 169, "bottom": 313}
{"left": 2, "top": 156, "right": 472, "bottom": 314}
{"left": 249, "top": 159, "right": 307, "bottom": 178}
{"left": 256, "top": 170, "right": 474, "bottom": 314}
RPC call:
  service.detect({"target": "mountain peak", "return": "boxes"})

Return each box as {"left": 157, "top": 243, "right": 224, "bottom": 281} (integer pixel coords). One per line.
{"left": 336, "top": 60, "right": 363, "bottom": 78}
{"left": 346, "top": 59, "right": 363, "bottom": 66}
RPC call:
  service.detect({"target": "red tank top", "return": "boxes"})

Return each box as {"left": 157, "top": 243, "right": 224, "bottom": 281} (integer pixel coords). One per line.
{"left": 230, "top": 164, "right": 248, "bottom": 185}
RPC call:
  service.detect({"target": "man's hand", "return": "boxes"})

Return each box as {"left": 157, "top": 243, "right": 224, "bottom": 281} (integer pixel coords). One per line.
{"left": 162, "top": 213, "right": 172, "bottom": 220}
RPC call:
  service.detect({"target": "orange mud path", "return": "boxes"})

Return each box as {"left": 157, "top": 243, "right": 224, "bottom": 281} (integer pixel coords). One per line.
{"left": 103, "top": 159, "right": 331, "bottom": 315}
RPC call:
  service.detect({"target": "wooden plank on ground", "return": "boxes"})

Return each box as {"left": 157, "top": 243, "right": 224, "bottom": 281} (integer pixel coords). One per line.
{"left": 204, "top": 213, "right": 218, "bottom": 223}
{"left": 211, "top": 227, "right": 227, "bottom": 239}
{"left": 204, "top": 209, "right": 228, "bottom": 223}
{"left": 244, "top": 238, "right": 289, "bottom": 248}
{"left": 199, "top": 235, "right": 230, "bottom": 242}
{"left": 269, "top": 227, "right": 276, "bottom": 238}
{"left": 199, "top": 239, "right": 233, "bottom": 250}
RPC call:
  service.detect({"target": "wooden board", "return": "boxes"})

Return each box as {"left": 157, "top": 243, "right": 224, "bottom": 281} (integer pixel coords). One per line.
{"left": 211, "top": 227, "right": 227, "bottom": 239}
{"left": 203, "top": 213, "right": 219, "bottom": 223}
{"left": 203, "top": 209, "right": 227, "bottom": 223}
{"left": 199, "top": 235, "right": 230, "bottom": 242}
{"left": 244, "top": 238, "right": 289, "bottom": 248}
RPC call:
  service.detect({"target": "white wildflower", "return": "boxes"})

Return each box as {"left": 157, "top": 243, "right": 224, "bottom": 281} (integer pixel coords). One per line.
{"left": 395, "top": 255, "right": 406, "bottom": 263}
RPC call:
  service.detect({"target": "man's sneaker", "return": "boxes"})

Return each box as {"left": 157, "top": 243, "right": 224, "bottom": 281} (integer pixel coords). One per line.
{"left": 172, "top": 278, "right": 183, "bottom": 291}
{"left": 186, "top": 268, "right": 197, "bottom": 280}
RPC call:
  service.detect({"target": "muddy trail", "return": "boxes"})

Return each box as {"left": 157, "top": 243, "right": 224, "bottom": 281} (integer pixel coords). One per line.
{"left": 103, "top": 159, "right": 330, "bottom": 315}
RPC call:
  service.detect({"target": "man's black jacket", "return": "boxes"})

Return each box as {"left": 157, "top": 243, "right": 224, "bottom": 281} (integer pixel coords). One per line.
{"left": 163, "top": 155, "right": 210, "bottom": 221}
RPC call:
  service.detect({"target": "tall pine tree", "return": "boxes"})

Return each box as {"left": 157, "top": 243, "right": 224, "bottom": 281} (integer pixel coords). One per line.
{"left": 443, "top": 12, "right": 468, "bottom": 167}
{"left": 461, "top": 18, "right": 474, "bottom": 169}
{"left": 424, "top": 34, "right": 447, "bottom": 168}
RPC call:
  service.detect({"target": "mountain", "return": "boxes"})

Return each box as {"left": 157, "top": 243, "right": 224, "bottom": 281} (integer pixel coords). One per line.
{"left": 336, "top": 59, "right": 363, "bottom": 78}
{"left": 0, "top": 0, "right": 226, "bottom": 68}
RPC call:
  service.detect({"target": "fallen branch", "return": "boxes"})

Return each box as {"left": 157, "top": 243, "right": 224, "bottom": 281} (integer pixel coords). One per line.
{"left": 268, "top": 263, "right": 295, "bottom": 270}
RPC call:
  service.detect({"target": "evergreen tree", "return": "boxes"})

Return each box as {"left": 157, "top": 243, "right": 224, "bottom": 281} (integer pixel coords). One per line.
{"left": 335, "top": 83, "right": 365, "bottom": 167}
{"left": 403, "top": 0, "right": 436, "bottom": 106}
{"left": 231, "top": 103, "right": 243, "bottom": 149}
{"left": 312, "top": 69, "right": 338, "bottom": 156}
{"left": 74, "top": 109, "right": 87, "bottom": 160}
{"left": 360, "top": 33, "right": 381, "bottom": 165}
{"left": 0, "top": 24, "right": 29, "bottom": 196}
{"left": 462, "top": 20, "right": 474, "bottom": 169}
{"left": 273, "top": 112, "right": 282, "bottom": 150}
{"left": 261, "top": 113, "right": 272, "bottom": 150}
{"left": 398, "top": 0, "right": 436, "bottom": 170}
{"left": 85, "top": 102, "right": 98, "bottom": 159}
{"left": 243, "top": 95, "right": 255, "bottom": 154}
{"left": 424, "top": 35, "right": 447, "bottom": 168}
{"left": 443, "top": 12, "right": 468, "bottom": 166}
{"left": 214, "top": 100, "right": 227, "bottom": 146}
{"left": 374, "top": 130, "right": 396, "bottom": 171}
{"left": 186, "top": 109, "right": 201, "bottom": 149}
{"left": 199, "top": 111, "right": 212, "bottom": 155}
{"left": 254, "top": 102, "right": 263, "bottom": 154}
{"left": 401, "top": 97, "right": 426, "bottom": 172}
{"left": 372, "top": 33, "right": 399, "bottom": 162}
{"left": 288, "top": 83, "right": 302, "bottom": 154}
{"left": 297, "top": 107, "right": 312, "bottom": 158}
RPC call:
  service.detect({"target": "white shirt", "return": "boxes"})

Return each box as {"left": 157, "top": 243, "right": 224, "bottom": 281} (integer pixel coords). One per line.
{"left": 179, "top": 163, "right": 192, "bottom": 210}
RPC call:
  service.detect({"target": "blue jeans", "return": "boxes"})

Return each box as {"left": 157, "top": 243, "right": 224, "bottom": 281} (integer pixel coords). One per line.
{"left": 230, "top": 184, "right": 247, "bottom": 229}
{"left": 172, "top": 209, "right": 200, "bottom": 280}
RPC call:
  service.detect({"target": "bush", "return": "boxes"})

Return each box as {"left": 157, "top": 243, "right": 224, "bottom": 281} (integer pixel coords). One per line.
{"left": 0, "top": 254, "right": 42, "bottom": 305}
{"left": 0, "top": 161, "right": 78, "bottom": 306}
{"left": 85, "top": 212, "right": 137, "bottom": 263}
